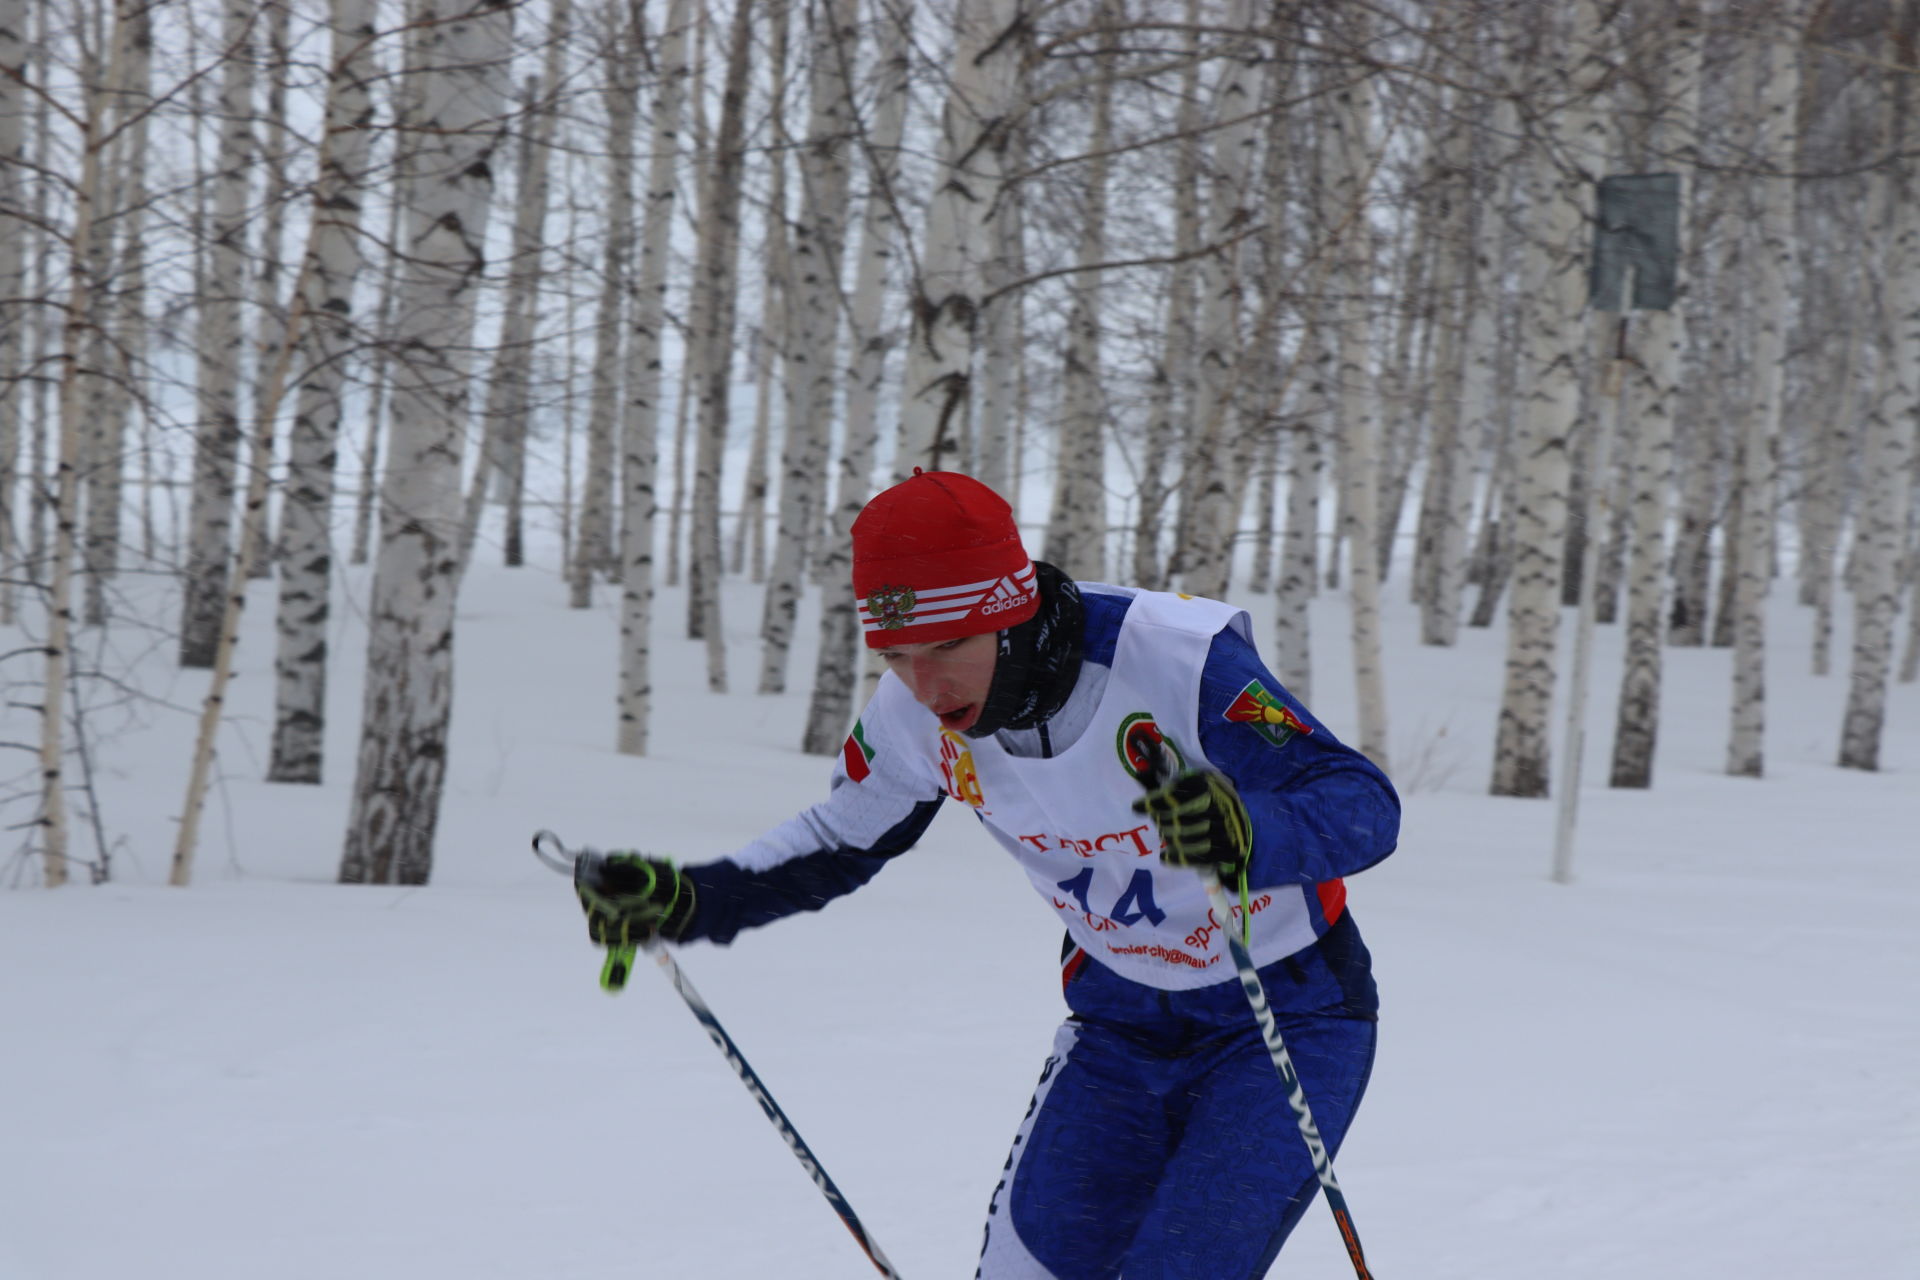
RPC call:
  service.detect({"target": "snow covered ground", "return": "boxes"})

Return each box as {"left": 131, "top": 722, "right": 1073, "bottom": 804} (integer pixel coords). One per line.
{"left": 3, "top": 540, "right": 1916, "bottom": 1279}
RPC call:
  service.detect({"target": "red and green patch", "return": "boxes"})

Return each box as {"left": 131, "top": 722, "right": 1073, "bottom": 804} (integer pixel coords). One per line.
{"left": 1224, "top": 679, "right": 1313, "bottom": 749}
{"left": 1116, "top": 712, "right": 1183, "bottom": 784}
{"left": 842, "top": 720, "right": 876, "bottom": 782}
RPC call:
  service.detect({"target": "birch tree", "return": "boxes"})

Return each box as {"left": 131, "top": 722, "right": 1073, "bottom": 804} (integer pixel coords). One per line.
{"left": 616, "top": 0, "right": 693, "bottom": 757}
{"left": 266, "top": 0, "right": 380, "bottom": 785}
{"left": 893, "top": 0, "right": 1027, "bottom": 476}
{"left": 466, "top": 0, "right": 570, "bottom": 574}
{"left": 79, "top": 3, "right": 149, "bottom": 626}
{"left": 0, "top": 0, "right": 30, "bottom": 622}
{"left": 1727, "top": 11, "right": 1802, "bottom": 778}
{"left": 340, "top": 0, "right": 512, "bottom": 886}
{"left": 733, "top": 0, "right": 790, "bottom": 587}
{"left": 1043, "top": 12, "right": 1118, "bottom": 580}
{"left": 1611, "top": 1, "right": 1702, "bottom": 789}
{"left": 1175, "top": 0, "right": 1264, "bottom": 601}
{"left": 1490, "top": 0, "right": 1610, "bottom": 798}
{"left": 801, "top": 0, "right": 908, "bottom": 755}
{"left": 1274, "top": 323, "right": 1326, "bottom": 703}
{"left": 1841, "top": 2, "right": 1919, "bottom": 771}
{"left": 570, "top": 9, "right": 642, "bottom": 610}
{"left": 179, "top": 0, "right": 255, "bottom": 667}
{"left": 244, "top": 0, "right": 294, "bottom": 581}
{"left": 760, "top": 0, "right": 857, "bottom": 695}
{"left": 970, "top": 110, "right": 1025, "bottom": 500}
{"left": 37, "top": 2, "right": 133, "bottom": 885}
{"left": 1413, "top": 83, "right": 1482, "bottom": 648}
{"left": 1319, "top": 25, "right": 1387, "bottom": 767}
{"left": 684, "top": 0, "right": 755, "bottom": 690}
{"left": 1133, "top": 0, "right": 1203, "bottom": 591}
{"left": 106, "top": 1, "right": 155, "bottom": 578}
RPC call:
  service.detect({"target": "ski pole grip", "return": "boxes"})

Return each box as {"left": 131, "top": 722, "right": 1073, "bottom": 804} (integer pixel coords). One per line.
{"left": 600, "top": 943, "right": 637, "bottom": 992}
{"left": 559, "top": 842, "right": 637, "bottom": 994}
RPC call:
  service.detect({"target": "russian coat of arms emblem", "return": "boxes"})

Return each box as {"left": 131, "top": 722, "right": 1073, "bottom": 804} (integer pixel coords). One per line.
{"left": 869, "top": 585, "right": 917, "bottom": 629}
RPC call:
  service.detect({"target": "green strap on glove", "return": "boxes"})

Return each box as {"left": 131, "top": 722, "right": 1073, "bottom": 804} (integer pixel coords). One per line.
{"left": 575, "top": 852, "right": 697, "bottom": 991}
{"left": 1131, "top": 766, "right": 1255, "bottom": 943}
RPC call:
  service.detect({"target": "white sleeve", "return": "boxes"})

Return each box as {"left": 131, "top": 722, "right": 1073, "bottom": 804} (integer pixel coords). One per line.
{"left": 726, "top": 674, "right": 948, "bottom": 872}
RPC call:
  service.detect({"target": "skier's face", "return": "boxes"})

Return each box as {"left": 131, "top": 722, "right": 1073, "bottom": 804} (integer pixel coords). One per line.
{"left": 877, "top": 632, "right": 999, "bottom": 733}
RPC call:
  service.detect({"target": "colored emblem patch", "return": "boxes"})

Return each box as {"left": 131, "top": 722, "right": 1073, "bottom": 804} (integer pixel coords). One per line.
{"left": 868, "top": 585, "right": 917, "bottom": 630}
{"left": 842, "top": 720, "right": 876, "bottom": 782}
{"left": 939, "top": 729, "right": 986, "bottom": 808}
{"left": 1116, "top": 712, "right": 1183, "bottom": 784}
{"left": 1224, "top": 679, "right": 1313, "bottom": 749}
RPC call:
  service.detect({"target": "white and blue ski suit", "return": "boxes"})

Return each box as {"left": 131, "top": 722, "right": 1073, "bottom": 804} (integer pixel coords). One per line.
{"left": 671, "top": 584, "right": 1399, "bottom": 1279}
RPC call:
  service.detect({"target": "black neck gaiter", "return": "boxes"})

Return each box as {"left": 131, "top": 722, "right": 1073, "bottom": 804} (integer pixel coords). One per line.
{"left": 964, "top": 562, "right": 1085, "bottom": 739}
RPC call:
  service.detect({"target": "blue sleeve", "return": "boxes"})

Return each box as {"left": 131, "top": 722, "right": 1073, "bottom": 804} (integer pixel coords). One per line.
{"left": 1195, "top": 627, "right": 1399, "bottom": 886}
{"left": 677, "top": 797, "right": 942, "bottom": 946}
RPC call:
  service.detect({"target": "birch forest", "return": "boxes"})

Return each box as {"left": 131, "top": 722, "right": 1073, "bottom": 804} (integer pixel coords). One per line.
{"left": 4, "top": 0, "right": 1917, "bottom": 887}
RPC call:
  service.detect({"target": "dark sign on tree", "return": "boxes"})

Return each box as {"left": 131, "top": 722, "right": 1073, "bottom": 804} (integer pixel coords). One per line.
{"left": 1589, "top": 174, "right": 1681, "bottom": 311}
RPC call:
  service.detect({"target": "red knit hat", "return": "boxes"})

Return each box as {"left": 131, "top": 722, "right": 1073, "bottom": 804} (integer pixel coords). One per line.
{"left": 851, "top": 469, "right": 1038, "bottom": 647}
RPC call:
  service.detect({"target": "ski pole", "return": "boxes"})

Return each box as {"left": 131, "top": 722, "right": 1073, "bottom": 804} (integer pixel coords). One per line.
{"left": 1198, "top": 868, "right": 1375, "bottom": 1279}
{"left": 531, "top": 831, "right": 904, "bottom": 1279}
{"left": 1140, "top": 751, "right": 1377, "bottom": 1279}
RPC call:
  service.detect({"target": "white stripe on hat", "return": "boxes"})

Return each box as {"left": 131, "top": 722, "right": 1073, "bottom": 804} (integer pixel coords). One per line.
{"left": 859, "top": 563, "right": 1037, "bottom": 633}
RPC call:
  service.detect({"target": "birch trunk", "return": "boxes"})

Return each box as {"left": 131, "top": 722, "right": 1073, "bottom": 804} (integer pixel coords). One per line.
{"left": 266, "top": 0, "right": 378, "bottom": 785}
{"left": 734, "top": 0, "right": 789, "bottom": 587}
{"left": 1727, "top": 17, "right": 1801, "bottom": 778}
{"left": 39, "top": 11, "right": 129, "bottom": 885}
{"left": 1490, "top": 1, "right": 1609, "bottom": 798}
{"left": 732, "top": 329, "right": 776, "bottom": 582}
{"left": 23, "top": 17, "right": 53, "bottom": 588}
{"left": 893, "top": 0, "right": 1026, "bottom": 476}
{"left": 1414, "top": 85, "right": 1479, "bottom": 646}
{"left": 972, "top": 113, "right": 1024, "bottom": 499}
{"left": 244, "top": 0, "right": 293, "bottom": 581}
{"left": 467, "top": 0, "right": 569, "bottom": 574}
{"left": 570, "top": 23, "right": 641, "bottom": 610}
{"left": 801, "top": 0, "right": 908, "bottom": 756}
{"left": 617, "top": 0, "right": 692, "bottom": 757}
{"left": 1247, "top": 426, "right": 1280, "bottom": 594}
{"left": 1176, "top": 0, "right": 1264, "bottom": 601}
{"left": 1376, "top": 201, "right": 1431, "bottom": 586}
{"left": 684, "top": 0, "right": 755, "bottom": 689}
{"left": 760, "top": 0, "right": 855, "bottom": 694}
{"left": 350, "top": 186, "right": 404, "bottom": 568}
{"left": 340, "top": 0, "right": 511, "bottom": 886}
{"left": 1274, "top": 323, "right": 1327, "bottom": 703}
{"left": 663, "top": 3, "right": 710, "bottom": 593}
{"left": 1670, "top": 121, "right": 1747, "bottom": 648}
{"left": 1840, "top": 11, "right": 1919, "bottom": 770}
{"left": 1466, "top": 153, "right": 1527, "bottom": 627}
{"left": 109, "top": 2, "right": 155, "bottom": 576}
{"left": 0, "top": 0, "right": 31, "bottom": 624}
{"left": 179, "top": 0, "right": 254, "bottom": 667}
{"left": 1133, "top": 0, "right": 1202, "bottom": 591}
{"left": 1610, "top": 0, "right": 1701, "bottom": 789}
{"left": 1805, "top": 307, "right": 1860, "bottom": 676}
{"left": 80, "top": 3, "right": 147, "bottom": 624}
{"left": 1043, "top": 13, "right": 1117, "bottom": 580}
{"left": 1900, "top": 524, "right": 1920, "bottom": 684}
{"left": 1321, "top": 36, "right": 1387, "bottom": 767}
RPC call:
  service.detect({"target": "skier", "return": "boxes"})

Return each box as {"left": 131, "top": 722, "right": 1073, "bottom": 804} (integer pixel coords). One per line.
{"left": 576, "top": 470, "right": 1399, "bottom": 1278}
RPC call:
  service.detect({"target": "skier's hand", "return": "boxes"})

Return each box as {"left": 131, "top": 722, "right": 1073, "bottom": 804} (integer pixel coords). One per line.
{"left": 575, "top": 852, "right": 697, "bottom": 947}
{"left": 1132, "top": 768, "right": 1253, "bottom": 882}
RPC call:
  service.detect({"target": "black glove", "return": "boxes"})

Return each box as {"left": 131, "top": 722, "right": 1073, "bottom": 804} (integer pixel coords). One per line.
{"left": 1131, "top": 768, "right": 1253, "bottom": 882}
{"left": 575, "top": 852, "right": 697, "bottom": 947}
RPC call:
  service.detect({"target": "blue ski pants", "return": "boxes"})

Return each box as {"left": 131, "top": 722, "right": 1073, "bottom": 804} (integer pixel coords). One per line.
{"left": 975, "top": 996, "right": 1376, "bottom": 1279}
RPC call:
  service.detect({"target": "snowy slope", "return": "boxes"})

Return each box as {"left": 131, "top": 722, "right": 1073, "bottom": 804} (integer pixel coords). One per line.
{"left": 2, "top": 546, "right": 1915, "bottom": 1279}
